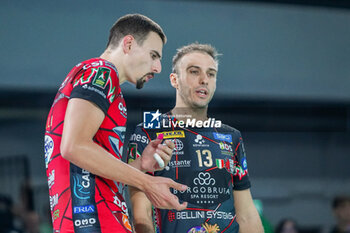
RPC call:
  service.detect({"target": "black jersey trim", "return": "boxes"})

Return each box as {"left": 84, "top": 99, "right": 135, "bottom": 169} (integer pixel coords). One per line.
{"left": 233, "top": 181, "right": 251, "bottom": 190}
{"left": 70, "top": 94, "right": 108, "bottom": 115}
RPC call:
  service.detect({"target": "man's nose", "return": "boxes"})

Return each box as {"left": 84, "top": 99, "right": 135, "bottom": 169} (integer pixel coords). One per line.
{"left": 152, "top": 59, "right": 162, "bottom": 73}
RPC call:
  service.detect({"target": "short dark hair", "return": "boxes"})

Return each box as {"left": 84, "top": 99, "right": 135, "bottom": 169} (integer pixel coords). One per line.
{"left": 106, "top": 13, "right": 166, "bottom": 48}
{"left": 172, "top": 42, "right": 219, "bottom": 73}
{"left": 332, "top": 195, "right": 350, "bottom": 209}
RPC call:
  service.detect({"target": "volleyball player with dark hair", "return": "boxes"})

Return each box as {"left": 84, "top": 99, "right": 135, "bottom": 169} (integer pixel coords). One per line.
{"left": 44, "top": 14, "right": 187, "bottom": 233}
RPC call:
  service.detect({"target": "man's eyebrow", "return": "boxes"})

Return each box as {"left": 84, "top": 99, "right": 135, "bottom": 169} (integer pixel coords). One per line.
{"left": 151, "top": 50, "right": 161, "bottom": 59}
{"left": 186, "top": 66, "right": 217, "bottom": 73}
{"left": 186, "top": 65, "right": 200, "bottom": 70}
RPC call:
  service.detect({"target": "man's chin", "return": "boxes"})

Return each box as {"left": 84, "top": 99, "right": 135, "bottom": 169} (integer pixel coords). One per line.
{"left": 193, "top": 98, "right": 213, "bottom": 109}
{"left": 136, "top": 78, "right": 145, "bottom": 89}
{"left": 192, "top": 102, "right": 209, "bottom": 109}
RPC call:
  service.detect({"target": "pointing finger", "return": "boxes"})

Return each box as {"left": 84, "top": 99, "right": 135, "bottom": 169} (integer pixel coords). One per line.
{"left": 168, "top": 180, "right": 187, "bottom": 192}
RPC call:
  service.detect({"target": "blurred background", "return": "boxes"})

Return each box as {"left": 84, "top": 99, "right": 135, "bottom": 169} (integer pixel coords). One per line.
{"left": 1, "top": 0, "right": 349, "bottom": 232}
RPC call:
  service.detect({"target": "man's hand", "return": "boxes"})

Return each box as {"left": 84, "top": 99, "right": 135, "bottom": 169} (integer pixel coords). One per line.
{"left": 140, "top": 134, "right": 175, "bottom": 172}
{"left": 142, "top": 175, "right": 188, "bottom": 211}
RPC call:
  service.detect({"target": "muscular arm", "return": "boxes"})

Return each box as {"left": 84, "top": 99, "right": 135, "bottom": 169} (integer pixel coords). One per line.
{"left": 234, "top": 189, "right": 264, "bottom": 233}
{"left": 61, "top": 98, "right": 148, "bottom": 189}
{"left": 129, "top": 186, "right": 154, "bottom": 233}
{"left": 60, "top": 98, "right": 187, "bottom": 210}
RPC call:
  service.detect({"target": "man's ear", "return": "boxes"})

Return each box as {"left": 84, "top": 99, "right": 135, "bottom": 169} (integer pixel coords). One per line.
{"left": 170, "top": 73, "right": 179, "bottom": 89}
{"left": 122, "top": 35, "right": 135, "bottom": 54}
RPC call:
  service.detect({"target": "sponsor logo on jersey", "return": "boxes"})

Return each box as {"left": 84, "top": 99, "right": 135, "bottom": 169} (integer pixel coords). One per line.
{"left": 172, "top": 139, "right": 184, "bottom": 152}
{"left": 113, "top": 195, "right": 128, "bottom": 214}
{"left": 109, "top": 126, "right": 126, "bottom": 160}
{"left": 50, "top": 193, "right": 58, "bottom": 211}
{"left": 70, "top": 166, "right": 100, "bottom": 232}
{"left": 187, "top": 226, "right": 205, "bottom": 233}
{"left": 92, "top": 67, "right": 111, "bottom": 89}
{"left": 73, "top": 205, "right": 95, "bottom": 214}
{"left": 176, "top": 210, "right": 233, "bottom": 221}
{"left": 44, "top": 135, "right": 54, "bottom": 168}
{"left": 187, "top": 223, "right": 220, "bottom": 233}
{"left": 219, "top": 142, "right": 232, "bottom": 152}
{"left": 143, "top": 110, "right": 161, "bottom": 129}
{"left": 130, "top": 133, "right": 150, "bottom": 144}
{"left": 156, "top": 130, "right": 185, "bottom": 139}
{"left": 74, "top": 218, "right": 97, "bottom": 228}
{"left": 194, "top": 135, "right": 205, "bottom": 145}
{"left": 82, "top": 61, "right": 103, "bottom": 70}
{"left": 80, "top": 66, "right": 117, "bottom": 104}
{"left": 118, "top": 102, "right": 127, "bottom": 118}
{"left": 165, "top": 160, "right": 191, "bottom": 170}
{"left": 74, "top": 60, "right": 117, "bottom": 103}
{"left": 194, "top": 172, "right": 216, "bottom": 186}
{"left": 241, "top": 157, "right": 248, "bottom": 170}
{"left": 213, "top": 132, "right": 232, "bottom": 143}
{"left": 81, "top": 84, "right": 107, "bottom": 99}
{"left": 48, "top": 170, "right": 55, "bottom": 189}
{"left": 75, "top": 65, "right": 117, "bottom": 103}
{"left": 72, "top": 169, "right": 91, "bottom": 200}
{"left": 193, "top": 134, "right": 209, "bottom": 147}
{"left": 202, "top": 223, "right": 220, "bottom": 233}
{"left": 173, "top": 172, "right": 230, "bottom": 206}
{"left": 219, "top": 142, "right": 233, "bottom": 156}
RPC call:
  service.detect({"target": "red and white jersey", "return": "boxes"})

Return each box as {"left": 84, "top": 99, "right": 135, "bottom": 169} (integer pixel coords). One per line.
{"left": 44, "top": 58, "right": 131, "bottom": 233}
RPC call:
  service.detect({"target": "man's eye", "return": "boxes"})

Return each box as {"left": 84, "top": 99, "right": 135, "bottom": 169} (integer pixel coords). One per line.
{"left": 151, "top": 54, "right": 157, "bottom": 60}
{"left": 208, "top": 73, "right": 216, "bottom": 77}
{"left": 190, "top": 70, "right": 199, "bottom": 74}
